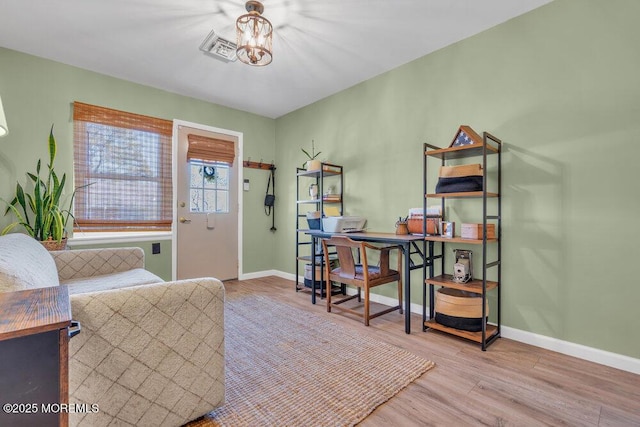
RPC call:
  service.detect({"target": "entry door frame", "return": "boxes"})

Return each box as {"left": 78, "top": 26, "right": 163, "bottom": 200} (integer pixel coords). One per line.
{"left": 171, "top": 119, "right": 244, "bottom": 281}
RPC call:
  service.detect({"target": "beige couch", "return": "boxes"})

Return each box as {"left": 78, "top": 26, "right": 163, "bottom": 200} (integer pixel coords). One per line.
{"left": 0, "top": 233, "right": 225, "bottom": 427}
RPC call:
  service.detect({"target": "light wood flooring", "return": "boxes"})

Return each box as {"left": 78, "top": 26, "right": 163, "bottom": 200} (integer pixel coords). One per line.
{"left": 224, "top": 276, "right": 639, "bottom": 426}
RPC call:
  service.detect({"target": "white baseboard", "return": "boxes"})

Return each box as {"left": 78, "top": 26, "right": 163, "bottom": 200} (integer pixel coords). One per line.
{"left": 500, "top": 326, "right": 640, "bottom": 375}
{"left": 243, "top": 270, "right": 640, "bottom": 375}
{"left": 239, "top": 270, "right": 284, "bottom": 280}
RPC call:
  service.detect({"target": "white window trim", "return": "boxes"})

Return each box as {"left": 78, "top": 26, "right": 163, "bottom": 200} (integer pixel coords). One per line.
{"left": 69, "top": 231, "right": 172, "bottom": 246}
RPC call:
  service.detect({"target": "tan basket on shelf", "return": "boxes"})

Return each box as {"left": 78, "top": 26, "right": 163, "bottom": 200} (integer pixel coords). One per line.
{"left": 435, "top": 288, "right": 488, "bottom": 319}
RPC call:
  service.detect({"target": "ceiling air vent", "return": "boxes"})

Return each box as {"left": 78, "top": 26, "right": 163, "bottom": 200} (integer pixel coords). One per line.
{"left": 199, "top": 30, "right": 237, "bottom": 62}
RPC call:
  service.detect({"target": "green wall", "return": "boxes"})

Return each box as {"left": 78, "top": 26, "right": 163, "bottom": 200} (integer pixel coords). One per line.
{"left": 274, "top": 0, "right": 640, "bottom": 359}
{"left": 69, "top": 239, "right": 173, "bottom": 282}
{"left": 0, "top": 47, "right": 277, "bottom": 274}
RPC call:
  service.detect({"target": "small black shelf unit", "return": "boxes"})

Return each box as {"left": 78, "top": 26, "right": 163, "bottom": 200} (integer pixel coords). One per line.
{"left": 295, "top": 163, "right": 344, "bottom": 298}
{"left": 422, "top": 132, "right": 502, "bottom": 350}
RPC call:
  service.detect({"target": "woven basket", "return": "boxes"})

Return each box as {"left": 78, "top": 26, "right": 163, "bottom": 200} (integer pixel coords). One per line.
{"left": 435, "top": 288, "right": 488, "bottom": 332}
{"left": 40, "top": 237, "right": 68, "bottom": 251}
{"left": 435, "top": 288, "right": 488, "bottom": 318}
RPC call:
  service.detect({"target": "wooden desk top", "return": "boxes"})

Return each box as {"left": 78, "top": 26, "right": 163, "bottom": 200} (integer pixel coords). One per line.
{"left": 306, "top": 230, "right": 425, "bottom": 243}
{"left": 0, "top": 286, "right": 72, "bottom": 342}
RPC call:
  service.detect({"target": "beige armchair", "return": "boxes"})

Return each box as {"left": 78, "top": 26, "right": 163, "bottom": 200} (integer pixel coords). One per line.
{"left": 0, "top": 234, "right": 225, "bottom": 427}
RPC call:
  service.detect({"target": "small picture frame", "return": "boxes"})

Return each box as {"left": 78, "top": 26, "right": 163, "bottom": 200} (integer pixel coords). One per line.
{"left": 440, "top": 221, "right": 455, "bottom": 238}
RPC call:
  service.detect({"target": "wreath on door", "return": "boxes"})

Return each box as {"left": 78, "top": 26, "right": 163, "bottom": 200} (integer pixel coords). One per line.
{"left": 201, "top": 166, "right": 217, "bottom": 183}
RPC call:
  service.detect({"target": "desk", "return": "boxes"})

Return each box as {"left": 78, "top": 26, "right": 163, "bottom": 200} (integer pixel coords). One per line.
{"left": 306, "top": 230, "right": 425, "bottom": 334}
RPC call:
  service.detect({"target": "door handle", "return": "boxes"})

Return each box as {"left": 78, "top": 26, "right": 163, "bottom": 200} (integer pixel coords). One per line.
{"left": 179, "top": 217, "right": 191, "bottom": 224}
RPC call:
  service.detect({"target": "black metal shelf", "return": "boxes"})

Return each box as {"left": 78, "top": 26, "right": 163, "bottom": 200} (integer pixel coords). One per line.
{"left": 295, "top": 163, "right": 344, "bottom": 303}
{"left": 422, "top": 132, "right": 502, "bottom": 351}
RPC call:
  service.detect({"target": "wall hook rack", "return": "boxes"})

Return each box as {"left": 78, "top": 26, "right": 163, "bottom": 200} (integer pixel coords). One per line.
{"left": 243, "top": 158, "right": 276, "bottom": 170}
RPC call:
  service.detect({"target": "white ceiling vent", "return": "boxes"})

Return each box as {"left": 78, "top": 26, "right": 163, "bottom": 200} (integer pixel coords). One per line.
{"left": 199, "top": 30, "right": 237, "bottom": 62}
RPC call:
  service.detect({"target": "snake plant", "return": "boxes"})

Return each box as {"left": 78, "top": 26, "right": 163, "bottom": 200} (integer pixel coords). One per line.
{"left": 2, "top": 126, "right": 79, "bottom": 242}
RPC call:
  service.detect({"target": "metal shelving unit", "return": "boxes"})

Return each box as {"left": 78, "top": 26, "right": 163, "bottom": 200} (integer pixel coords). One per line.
{"left": 295, "top": 162, "right": 344, "bottom": 299}
{"left": 422, "top": 132, "right": 502, "bottom": 350}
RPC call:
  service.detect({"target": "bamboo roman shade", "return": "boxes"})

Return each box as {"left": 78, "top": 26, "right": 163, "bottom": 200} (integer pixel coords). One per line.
{"left": 186, "top": 134, "right": 236, "bottom": 165}
{"left": 73, "top": 102, "right": 173, "bottom": 231}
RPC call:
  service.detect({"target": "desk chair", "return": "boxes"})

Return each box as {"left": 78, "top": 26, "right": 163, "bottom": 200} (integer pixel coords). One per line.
{"left": 321, "top": 236, "right": 403, "bottom": 326}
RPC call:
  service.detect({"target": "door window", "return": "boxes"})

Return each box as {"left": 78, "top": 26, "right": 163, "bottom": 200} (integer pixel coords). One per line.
{"left": 189, "top": 160, "right": 229, "bottom": 213}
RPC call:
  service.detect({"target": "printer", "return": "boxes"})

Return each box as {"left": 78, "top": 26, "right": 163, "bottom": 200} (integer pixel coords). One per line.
{"left": 322, "top": 216, "right": 367, "bottom": 233}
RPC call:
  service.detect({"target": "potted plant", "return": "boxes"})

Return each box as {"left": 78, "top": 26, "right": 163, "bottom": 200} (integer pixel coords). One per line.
{"left": 2, "top": 126, "right": 81, "bottom": 250}
{"left": 301, "top": 140, "right": 322, "bottom": 171}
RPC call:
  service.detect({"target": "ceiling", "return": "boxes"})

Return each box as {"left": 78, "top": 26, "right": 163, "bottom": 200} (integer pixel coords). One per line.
{"left": 1, "top": 0, "right": 551, "bottom": 119}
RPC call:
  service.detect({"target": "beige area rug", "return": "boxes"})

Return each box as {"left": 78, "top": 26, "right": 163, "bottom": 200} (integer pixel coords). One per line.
{"left": 190, "top": 295, "right": 435, "bottom": 427}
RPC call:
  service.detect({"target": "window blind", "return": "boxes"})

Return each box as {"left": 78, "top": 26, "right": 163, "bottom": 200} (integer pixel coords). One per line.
{"left": 73, "top": 102, "right": 173, "bottom": 231}
{"left": 186, "top": 134, "right": 235, "bottom": 165}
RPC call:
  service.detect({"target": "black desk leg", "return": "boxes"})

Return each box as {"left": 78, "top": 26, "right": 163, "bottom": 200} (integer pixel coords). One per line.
{"left": 311, "top": 236, "right": 317, "bottom": 305}
{"left": 404, "top": 242, "right": 411, "bottom": 334}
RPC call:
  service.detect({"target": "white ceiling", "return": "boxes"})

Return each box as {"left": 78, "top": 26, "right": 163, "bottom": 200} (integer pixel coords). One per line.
{"left": 0, "top": 0, "right": 551, "bottom": 119}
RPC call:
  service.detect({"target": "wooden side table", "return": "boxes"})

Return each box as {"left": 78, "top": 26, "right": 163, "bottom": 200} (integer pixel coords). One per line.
{"left": 0, "top": 286, "right": 74, "bottom": 427}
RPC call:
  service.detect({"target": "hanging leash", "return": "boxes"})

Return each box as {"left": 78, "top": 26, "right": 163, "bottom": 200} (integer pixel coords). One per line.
{"left": 264, "top": 166, "right": 277, "bottom": 231}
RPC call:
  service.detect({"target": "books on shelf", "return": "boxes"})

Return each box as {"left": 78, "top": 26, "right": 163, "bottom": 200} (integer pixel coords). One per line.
{"left": 322, "top": 164, "right": 341, "bottom": 174}
{"left": 322, "top": 194, "right": 341, "bottom": 202}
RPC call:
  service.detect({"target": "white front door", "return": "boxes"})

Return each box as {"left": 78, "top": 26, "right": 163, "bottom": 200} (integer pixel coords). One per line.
{"left": 173, "top": 122, "right": 241, "bottom": 281}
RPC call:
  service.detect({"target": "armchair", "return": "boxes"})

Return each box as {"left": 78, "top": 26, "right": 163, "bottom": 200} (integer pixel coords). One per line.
{"left": 0, "top": 233, "right": 225, "bottom": 427}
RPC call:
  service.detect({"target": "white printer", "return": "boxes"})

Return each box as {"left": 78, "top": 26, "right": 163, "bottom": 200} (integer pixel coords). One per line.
{"left": 321, "top": 216, "right": 367, "bottom": 233}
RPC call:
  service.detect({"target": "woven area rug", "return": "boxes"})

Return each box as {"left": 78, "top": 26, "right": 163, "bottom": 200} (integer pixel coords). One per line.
{"left": 189, "top": 295, "right": 435, "bottom": 427}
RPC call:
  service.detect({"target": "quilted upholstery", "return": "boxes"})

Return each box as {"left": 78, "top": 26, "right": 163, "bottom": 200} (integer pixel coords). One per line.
{"left": 69, "top": 279, "right": 225, "bottom": 426}
{"left": 64, "top": 268, "right": 163, "bottom": 294}
{"left": 52, "top": 247, "right": 145, "bottom": 281}
{"left": 0, "top": 234, "right": 225, "bottom": 426}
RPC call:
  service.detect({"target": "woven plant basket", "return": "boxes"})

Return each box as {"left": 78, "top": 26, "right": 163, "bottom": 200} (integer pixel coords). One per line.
{"left": 40, "top": 237, "right": 68, "bottom": 251}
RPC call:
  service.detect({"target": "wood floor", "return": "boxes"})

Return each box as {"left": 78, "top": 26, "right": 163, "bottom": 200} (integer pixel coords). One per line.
{"left": 224, "top": 276, "right": 640, "bottom": 426}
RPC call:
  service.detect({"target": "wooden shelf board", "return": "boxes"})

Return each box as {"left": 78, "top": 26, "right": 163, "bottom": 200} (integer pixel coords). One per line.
{"left": 424, "top": 235, "right": 498, "bottom": 244}
{"left": 424, "top": 319, "right": 498, "bottom": 343}
{"left": 425, "top": 274, "right": 498, "bottom": 292}
{"left": 297, "top": 168, "right": 342, "bottom": 177}
{"left": 297, "top": 199, "right": 341, "bottom": 204}
{"left": 425, "top": 143, "right": 499, "bottom": 160}
{"left": 426, "top": 192, "right": 499, "bottom": 199}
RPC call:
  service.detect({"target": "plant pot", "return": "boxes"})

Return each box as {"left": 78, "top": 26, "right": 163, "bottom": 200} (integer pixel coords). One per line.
{"left": 306, "top": 159, "right": 322, "bottom": 171}
{"left": 40, "top": 237, "right": 68, "bottom": 251}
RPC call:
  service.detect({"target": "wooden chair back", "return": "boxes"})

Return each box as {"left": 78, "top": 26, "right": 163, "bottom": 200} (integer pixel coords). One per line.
{"left": 321, "top": 236, "right": 364, "bottom": 280}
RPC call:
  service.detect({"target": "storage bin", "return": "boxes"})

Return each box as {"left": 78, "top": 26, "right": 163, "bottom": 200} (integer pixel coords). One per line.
{"left": 461, "top": 223, "right": 495, "bottom": 240}
{"left": 306, "top": 211, "right": 322, "bottom": 230}
{"left": 407, "top": 217, "right": 439, "bottom": 235}
{"left": 303, "top": 261, "right": 337, "bottom": 288}
{"left": 435, "top": 288, "right": 488, "bottom": 332}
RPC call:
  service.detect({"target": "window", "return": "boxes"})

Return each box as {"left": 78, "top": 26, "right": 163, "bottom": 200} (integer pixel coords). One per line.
{"left": 189, "top": 161, "right": 230, "bottom": 213}
{"left": 73, "top": 102, "right": 173, "bottom": 231}
{"left": 185, "top": 132, "right": 235, "bottom": 215}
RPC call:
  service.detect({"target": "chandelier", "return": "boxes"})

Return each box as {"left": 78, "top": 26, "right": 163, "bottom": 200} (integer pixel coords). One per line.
{"left": 236, "top": 1, "right": 273, "bottom": 66}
